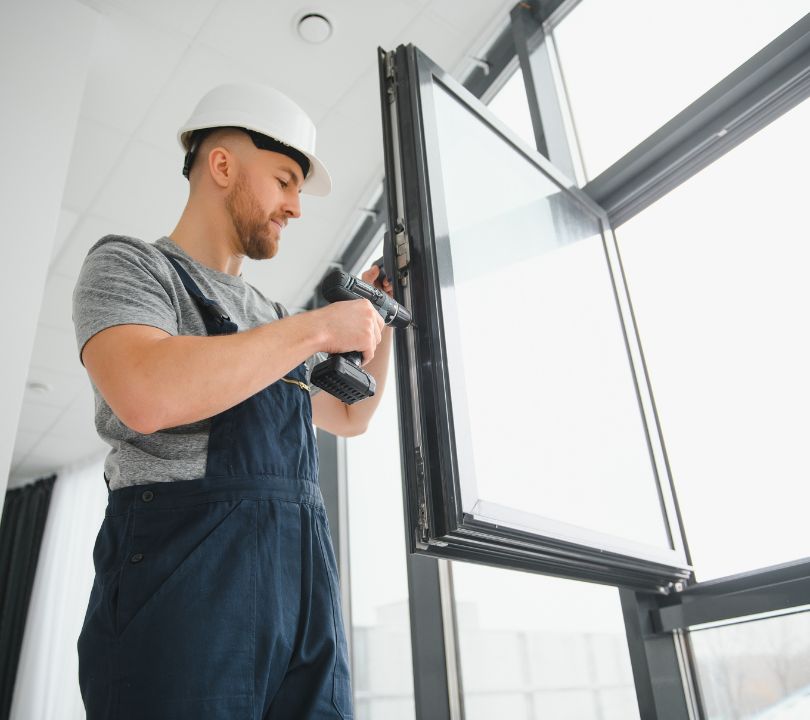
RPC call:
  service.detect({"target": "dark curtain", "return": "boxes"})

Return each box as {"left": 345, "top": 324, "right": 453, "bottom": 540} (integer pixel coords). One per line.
{"left": 0, "top": 475, "right": 56, "bottom": 720}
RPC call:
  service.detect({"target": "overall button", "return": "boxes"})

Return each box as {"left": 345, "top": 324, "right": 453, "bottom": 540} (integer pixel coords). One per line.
{"left": 141, "top": 490, "right": 154, "bottom": 502}
{"left": 130, "top": 553, "right": 144, "bottom": 564}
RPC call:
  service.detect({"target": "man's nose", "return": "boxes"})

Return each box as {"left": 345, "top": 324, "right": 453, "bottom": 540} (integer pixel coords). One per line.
{"left": 284, "top": 191, "right": 301, "bottom": 219}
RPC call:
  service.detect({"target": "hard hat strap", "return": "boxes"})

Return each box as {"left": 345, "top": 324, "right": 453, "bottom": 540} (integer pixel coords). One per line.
{"left": 182, "top": 128, "right": 215, "bottom": 180}
{"left": 182, "top": 127, "right": 311, "bottom": 182}
{"left": 243, "top": 129, "right": 310, "bottom": 180}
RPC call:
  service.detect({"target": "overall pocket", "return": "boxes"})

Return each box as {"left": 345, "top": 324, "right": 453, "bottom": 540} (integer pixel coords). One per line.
{"left": 116, "top": 497, "right": 249, "bottom": 636}
{"left": 113, "top": 497, "right": 258, "bottom": 712}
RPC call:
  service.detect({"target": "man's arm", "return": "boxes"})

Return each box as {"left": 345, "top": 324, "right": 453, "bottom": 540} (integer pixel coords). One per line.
{"left": 310, "top": 263, "right": 396, "bottom": 437}
{"left": 82, "top": 299, "right": 384, "bottom": 434}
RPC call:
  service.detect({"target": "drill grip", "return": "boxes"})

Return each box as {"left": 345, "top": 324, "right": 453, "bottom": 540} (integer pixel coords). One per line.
{"left": 341, "top": 351, "right": 363, "bottom": 366}
{"left": 310, "top": 351, "right": 375, "bottom": 404}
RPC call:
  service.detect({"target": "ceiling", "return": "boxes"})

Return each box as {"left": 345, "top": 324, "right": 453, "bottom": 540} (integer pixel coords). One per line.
{"left": 9, "top": 0, "right": 517, "bottom": 486}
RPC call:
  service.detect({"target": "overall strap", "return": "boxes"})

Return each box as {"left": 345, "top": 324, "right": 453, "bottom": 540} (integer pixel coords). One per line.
{"left": 164, "top": 255, "right": 238, "bottom": 336}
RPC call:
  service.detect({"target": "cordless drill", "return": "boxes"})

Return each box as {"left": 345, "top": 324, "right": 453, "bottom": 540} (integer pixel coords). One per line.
{"left": 311, "top": 263, "right": 412, "bottom": 404}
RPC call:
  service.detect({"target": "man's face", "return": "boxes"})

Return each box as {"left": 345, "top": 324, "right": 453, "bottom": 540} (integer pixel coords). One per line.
{"left": 224, "top": 149, "right": 304, "bottom": 261}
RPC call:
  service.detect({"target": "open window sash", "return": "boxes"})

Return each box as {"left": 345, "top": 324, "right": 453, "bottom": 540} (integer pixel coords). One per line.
{"left": 378, "top": 45, "right": 691, "bottom": 592}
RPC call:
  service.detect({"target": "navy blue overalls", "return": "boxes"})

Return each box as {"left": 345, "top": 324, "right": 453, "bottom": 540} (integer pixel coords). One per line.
{"left": 78, "top": 255, "right": 353, "bottom": 719}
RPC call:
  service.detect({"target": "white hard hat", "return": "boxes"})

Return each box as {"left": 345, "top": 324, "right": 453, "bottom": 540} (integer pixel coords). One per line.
{"left": 178, "top": 83, "right": 331, "bottom": 196}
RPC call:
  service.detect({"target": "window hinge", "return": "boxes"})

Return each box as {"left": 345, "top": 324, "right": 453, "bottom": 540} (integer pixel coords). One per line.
{"left": 393, "top": 219, "right": 410, "bottom": 283}
{"left": 384, "top": 51, "right": 396, "bottom": 103}
{"left": 383, "top": 220, "right": 410, "bottom": 287}
{"left": 415, "top": 445, "right": 429, "bottom": 544}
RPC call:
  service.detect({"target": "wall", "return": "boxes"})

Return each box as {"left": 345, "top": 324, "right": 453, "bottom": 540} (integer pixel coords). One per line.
{"left": 0, "top": 0, "right": 98, "bottom": 514}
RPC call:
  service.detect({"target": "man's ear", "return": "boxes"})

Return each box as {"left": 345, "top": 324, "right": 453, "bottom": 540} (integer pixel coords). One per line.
{"left": 208, "top": 145, "right": 233, "bottom": 189}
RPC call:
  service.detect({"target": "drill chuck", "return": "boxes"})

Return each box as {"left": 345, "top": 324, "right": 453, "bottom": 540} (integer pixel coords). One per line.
{"left": 321, "top": 269, "right": 412, "bottom": 327}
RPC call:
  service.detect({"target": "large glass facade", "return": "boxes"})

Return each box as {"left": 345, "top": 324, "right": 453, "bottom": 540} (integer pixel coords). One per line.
{"left": 453, "top": 562, "right": 639, "bottom": 720}
{"left": 614, "top": 97, "right": 810, "bottom": 581}
{"left": 691, "top": 611, "right": 810, "bottom": 718}
{"left": 553, "top": 0, "right": 809, "bottom": 179}
{"left": 345, "top": 6, "right": 810, "bottom": 717}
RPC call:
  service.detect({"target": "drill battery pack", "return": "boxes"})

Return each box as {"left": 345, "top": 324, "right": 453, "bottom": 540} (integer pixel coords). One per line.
{"left": 311, "top": 353, "right": 377, "bottom": 405}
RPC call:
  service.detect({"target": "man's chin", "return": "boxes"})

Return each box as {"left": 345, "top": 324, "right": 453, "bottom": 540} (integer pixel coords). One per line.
{"left": 245, "top": 236, "right": 278, "bottom": 261}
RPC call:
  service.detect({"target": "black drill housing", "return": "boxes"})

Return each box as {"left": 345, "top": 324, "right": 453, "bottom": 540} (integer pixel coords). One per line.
{"left": 311, "top": 264, "right": 411, "bottom": 404}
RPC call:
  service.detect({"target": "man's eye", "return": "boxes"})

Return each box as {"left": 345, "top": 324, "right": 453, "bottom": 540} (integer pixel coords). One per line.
{"left": 278, "top": 178, "right": 289, "bottom": 189}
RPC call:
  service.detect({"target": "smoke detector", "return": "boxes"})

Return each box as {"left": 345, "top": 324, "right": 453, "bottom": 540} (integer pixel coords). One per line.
{"left": 26, "top": 381, "right": 52, "bottom": 395}
{"left": 297, "top": 13, "right": 332, "bottom": 44}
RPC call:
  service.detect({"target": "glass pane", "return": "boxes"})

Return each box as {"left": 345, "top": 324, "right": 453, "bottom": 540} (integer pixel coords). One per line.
{"left": 346, "top": 313, "right": 416, "bottom": 720}
{"left": 554, "top": 0, "right": 809, "bottom": 179}
{"left": 615, "top": 97, "right": 810, "bottom": 581}
{"left": 428, "top": 81, "right": 670, "bottom": 553}
{"left": 453, "top": 562, "right": 639, "bottom": 720}
{"left": 690, "top": 611, "right": 810, "bottom": 718}
{"left": 487, "top": 68, "right": 535, "bottom": 149}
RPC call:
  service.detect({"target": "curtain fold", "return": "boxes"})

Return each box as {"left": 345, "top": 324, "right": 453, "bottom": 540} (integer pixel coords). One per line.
{"left": 0, "top": 475, "right": 57, "bottom": 720}
{"left": 9, "top": 457, "right": 106, "bottom": 720}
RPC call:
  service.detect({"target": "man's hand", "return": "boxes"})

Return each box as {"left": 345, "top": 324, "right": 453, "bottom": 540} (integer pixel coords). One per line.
{"left": 313, "top": 298, "right": 384, "bottom": 365}
{"left": 360, "top": 263, "right": 394, "bottom": 298}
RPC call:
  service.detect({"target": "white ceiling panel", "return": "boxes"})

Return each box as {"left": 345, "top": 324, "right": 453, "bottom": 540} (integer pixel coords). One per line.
{"left": 80, "top": 8, "right": 191, "bottom": 135}
{"left": 30, "top": 324, "right": 84, "bottom": 378}
{"left": 91, "top": 139, "right": 187, "bottom": 242}
{"left": 15, "top": 401, "right": 65, "bottom": 436}
{"left": 9, "top": 435, "right": 97, "bottom": 484}
{"left": 135, "top": 41, "right": 329, "bottom": 156}
{"left": 399, "top": 7, "right": 465, "bottom": 70}
{"left": 318, "top": 71, "right": 384, "bottom": 191}
{"left": 431, "top": 0, "right": 512, "bottom": 43}
{"left": 23, "top": 366, "right": 88, "bottom": 409}
{"left": 49, "top": 410, "right": 101, "bottom": 450}
{"left": 37, "top": 429, "right": 104, "bottom": 462}
{"left": 10, "top": 430, "right": 42, "bottom": 466}
{"left": 61, "top": 117, "right": 131, "bottom": 212}
{"left": 51, "top": 208, "right": 81, "bottom": 266}
{"left": 37, "top": 272, "right": 77, "bottom": 333}
{"left": 84, "top": 0, "right": 221, "bottom": 39}
{"left": 195, "top": 0, "right": 431, "bottom": 118}
{"left": 65, "top": 380, "right": 97, "bottom": 421}
{"left": 51, "top": 213, "right": 118, "bottom": 279}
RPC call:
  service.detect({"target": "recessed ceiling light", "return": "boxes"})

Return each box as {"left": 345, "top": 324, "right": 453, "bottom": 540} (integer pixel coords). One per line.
{"left": 297, "top": 13, "right": 332, "bottom": 44}
{"left": 26, "top": 381, "right": 52, "bottom": 395}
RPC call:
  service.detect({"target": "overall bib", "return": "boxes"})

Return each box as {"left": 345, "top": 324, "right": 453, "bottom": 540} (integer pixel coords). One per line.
{"left": 78, "top": 256, "right": 353, "bottom": 720}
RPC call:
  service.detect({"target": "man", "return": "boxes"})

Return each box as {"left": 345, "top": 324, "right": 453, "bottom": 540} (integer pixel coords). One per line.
{"left": 74, "top": 83, "right": 391, "bottom": 719}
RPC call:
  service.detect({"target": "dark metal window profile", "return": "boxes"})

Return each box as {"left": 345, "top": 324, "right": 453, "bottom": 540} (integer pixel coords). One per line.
{"left": 377, "top": 44, "right": 692, "bottom": 592}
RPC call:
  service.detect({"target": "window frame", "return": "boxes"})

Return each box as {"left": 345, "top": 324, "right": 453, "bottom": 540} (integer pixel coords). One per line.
{"left": 379, "top": 43, "right": 692, "bottom": 592}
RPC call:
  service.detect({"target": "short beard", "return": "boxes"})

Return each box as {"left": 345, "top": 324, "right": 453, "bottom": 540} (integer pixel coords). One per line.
{"left": 225, "top": 172, "right": 276, "bottom": 260}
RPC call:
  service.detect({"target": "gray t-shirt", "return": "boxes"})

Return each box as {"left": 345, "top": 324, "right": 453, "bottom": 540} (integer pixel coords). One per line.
{"left": 73, "top": 235, "right": 324, "bottom": 491}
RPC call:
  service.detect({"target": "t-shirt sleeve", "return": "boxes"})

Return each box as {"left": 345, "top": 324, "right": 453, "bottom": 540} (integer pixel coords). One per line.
{"left": 273, "top": 301, "right": 327, "bottom": 397}
{"left": 73, "top": 237, "right": 179, "bottom": 363}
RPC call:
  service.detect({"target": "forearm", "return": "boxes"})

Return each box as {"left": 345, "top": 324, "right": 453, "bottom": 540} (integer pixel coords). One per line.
{"left": 123, "top": 314, "right": 324, "bottom": 433}
{"left": 346, "top": 325, "right": 393, "bottom": 429}
{"left": 310, "top": 326, "right": 393, "bottom": 437}
{"left": 346, "top": 326, "right": 394, "bottom": 434}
